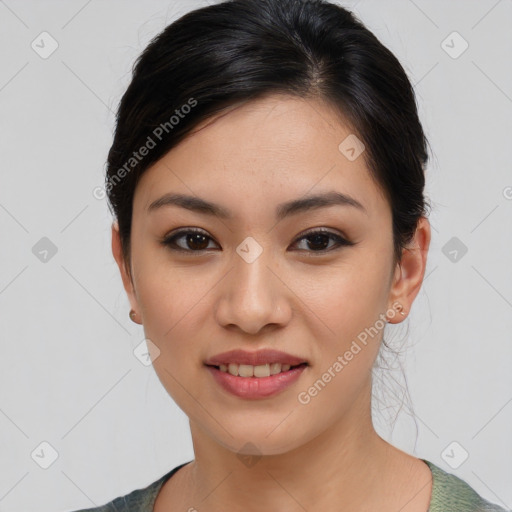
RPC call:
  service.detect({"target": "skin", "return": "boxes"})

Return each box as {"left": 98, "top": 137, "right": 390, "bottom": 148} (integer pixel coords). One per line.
{"left": 112, "top": 94, "right": 432, "bottom": 511}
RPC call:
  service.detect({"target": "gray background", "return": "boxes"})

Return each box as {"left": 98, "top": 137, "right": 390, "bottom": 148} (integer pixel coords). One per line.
{"left": 0, "top": 0, "right": 511, "bottom": 510}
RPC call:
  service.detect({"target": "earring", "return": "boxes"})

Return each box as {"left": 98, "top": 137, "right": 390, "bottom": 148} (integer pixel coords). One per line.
{"left": 129, "top": 309, "right": 137, "bottom": 322}
{"left": 386, "top": 304, "right": 407, "bottom": 321}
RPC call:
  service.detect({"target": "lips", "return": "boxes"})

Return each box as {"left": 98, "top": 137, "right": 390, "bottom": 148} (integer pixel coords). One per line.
{"left": 204, "top": 349, "right": 308, "bottom": 367}
{"left": 206, "top": 363, "right": 307, "bottom": 399}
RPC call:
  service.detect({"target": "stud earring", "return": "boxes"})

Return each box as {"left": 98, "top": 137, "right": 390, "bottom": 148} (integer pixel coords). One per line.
{"left": 394, "top": 303, "right": 406, "bottom": 317}
{"left": 386, "top": 304, "right": 407, "bottom": 321}
{"left": 129, "top": 309, "right": 137, "bottom": 322}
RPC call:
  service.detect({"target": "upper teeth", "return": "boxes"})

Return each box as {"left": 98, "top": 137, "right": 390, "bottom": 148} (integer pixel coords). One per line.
{"left": 219, "top": 362, "right": 293, "bottom": 377}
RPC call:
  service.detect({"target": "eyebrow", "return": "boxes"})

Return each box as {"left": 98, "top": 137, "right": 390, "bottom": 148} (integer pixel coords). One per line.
{"left": 147, "top": 190, "right": 368, "bottom": 220}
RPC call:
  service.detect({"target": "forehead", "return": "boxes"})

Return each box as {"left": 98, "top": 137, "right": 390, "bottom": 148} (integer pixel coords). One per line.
{"left": 133, "top": 94, "right": 388, "bottom": 220}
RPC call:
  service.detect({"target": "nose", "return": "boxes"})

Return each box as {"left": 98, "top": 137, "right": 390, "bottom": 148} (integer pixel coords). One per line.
{"left": 214, "top": 247, "right": 292, "bottom": 335}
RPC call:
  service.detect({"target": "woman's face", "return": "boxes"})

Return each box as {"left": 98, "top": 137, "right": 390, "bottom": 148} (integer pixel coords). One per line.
{"left": 113, "top": 94, "right": 426, "bottom": 456}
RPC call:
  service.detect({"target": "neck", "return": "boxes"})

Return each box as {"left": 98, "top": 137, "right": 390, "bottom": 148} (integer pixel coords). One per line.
{"left": 183, "top": 380, "right": 397, "bottom": 511}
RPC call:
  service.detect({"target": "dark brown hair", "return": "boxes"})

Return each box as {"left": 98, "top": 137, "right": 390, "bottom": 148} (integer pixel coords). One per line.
{"left": 105, "top": 0, "right": 431, "bottom": 274}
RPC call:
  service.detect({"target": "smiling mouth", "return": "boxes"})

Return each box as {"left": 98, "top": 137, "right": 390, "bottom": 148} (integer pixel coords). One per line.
{"left": 206, "top": 362, "right": 308, "bottom": 377}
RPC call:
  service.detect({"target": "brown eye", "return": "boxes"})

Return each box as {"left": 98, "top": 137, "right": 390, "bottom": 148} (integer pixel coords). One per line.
{"left": 291, "top": 229, "right": 355, "bottom": 253}
{"left": 162, "top": 229, "right": 218, "bottom": 252}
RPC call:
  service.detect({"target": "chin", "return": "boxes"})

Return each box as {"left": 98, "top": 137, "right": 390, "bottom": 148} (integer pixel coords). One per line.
{"left": 207, "top": 423, "right": 307, "bottom": 457}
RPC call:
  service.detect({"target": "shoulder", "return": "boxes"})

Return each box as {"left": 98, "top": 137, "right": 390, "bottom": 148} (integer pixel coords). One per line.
{"left": 422, "top": 459, "right": 510, "bottom": 512}
{"left": 70, "top": 479, "right": 161, "bottom": 512}
{"left": 70, "top": 462, "right": 191, "bottom": 512}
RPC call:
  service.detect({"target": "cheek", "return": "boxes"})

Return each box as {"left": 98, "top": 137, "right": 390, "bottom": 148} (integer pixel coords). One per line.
{"left": 133, "top": 267, "right": 200, "bottom": 371}
{"left": 135, "top": 268, "right": 206, "bottom": 412}
{"left": 306, "top": 257, "right": 390, "bottom": 336}
{"left": 303, "top": 254, "right": 391, "bottom": 381}
{"left": 133, "top": 245, "right": 206, "bottom": 334}
{"left": 294, "top": 271, "right": 387, "bottom": 427}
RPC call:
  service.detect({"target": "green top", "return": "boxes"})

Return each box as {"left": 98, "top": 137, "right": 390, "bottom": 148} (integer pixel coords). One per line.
{"left": 73, "top": 458, "right": 510, "bottom": 511}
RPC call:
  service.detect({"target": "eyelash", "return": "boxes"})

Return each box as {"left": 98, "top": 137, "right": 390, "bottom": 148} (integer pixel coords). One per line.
{"left": 160, "top": 227, "right": 355, "bottom": 255}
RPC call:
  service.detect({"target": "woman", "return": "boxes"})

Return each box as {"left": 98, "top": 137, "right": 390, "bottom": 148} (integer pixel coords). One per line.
{"left": 76, "top": 0, "right": 509, "bottom": 510}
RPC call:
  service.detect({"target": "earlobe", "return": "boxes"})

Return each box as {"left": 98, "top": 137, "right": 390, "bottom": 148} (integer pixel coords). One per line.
{"left": 386, "top": 217, "right": 431, "bottom": 323}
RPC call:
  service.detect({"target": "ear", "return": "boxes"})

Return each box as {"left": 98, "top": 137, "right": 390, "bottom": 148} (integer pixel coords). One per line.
{"left": 387, "top": 217, "right": 431, "bottom": 323}
{"left": 111, "top": 221, "right": 142, "bottom": 324}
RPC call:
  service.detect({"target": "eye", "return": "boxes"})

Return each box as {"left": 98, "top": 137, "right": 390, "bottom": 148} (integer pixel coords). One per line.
{"left": 291, "top": 228, "right": 355, "bottom": 253}
{"left": 161, "top": 228, "right": 219, "bottom": 253}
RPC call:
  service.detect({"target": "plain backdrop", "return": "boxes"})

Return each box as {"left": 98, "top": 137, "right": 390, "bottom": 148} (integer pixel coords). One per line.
{"left": 0, "top": 0, "right": 511, "bottom": 510}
